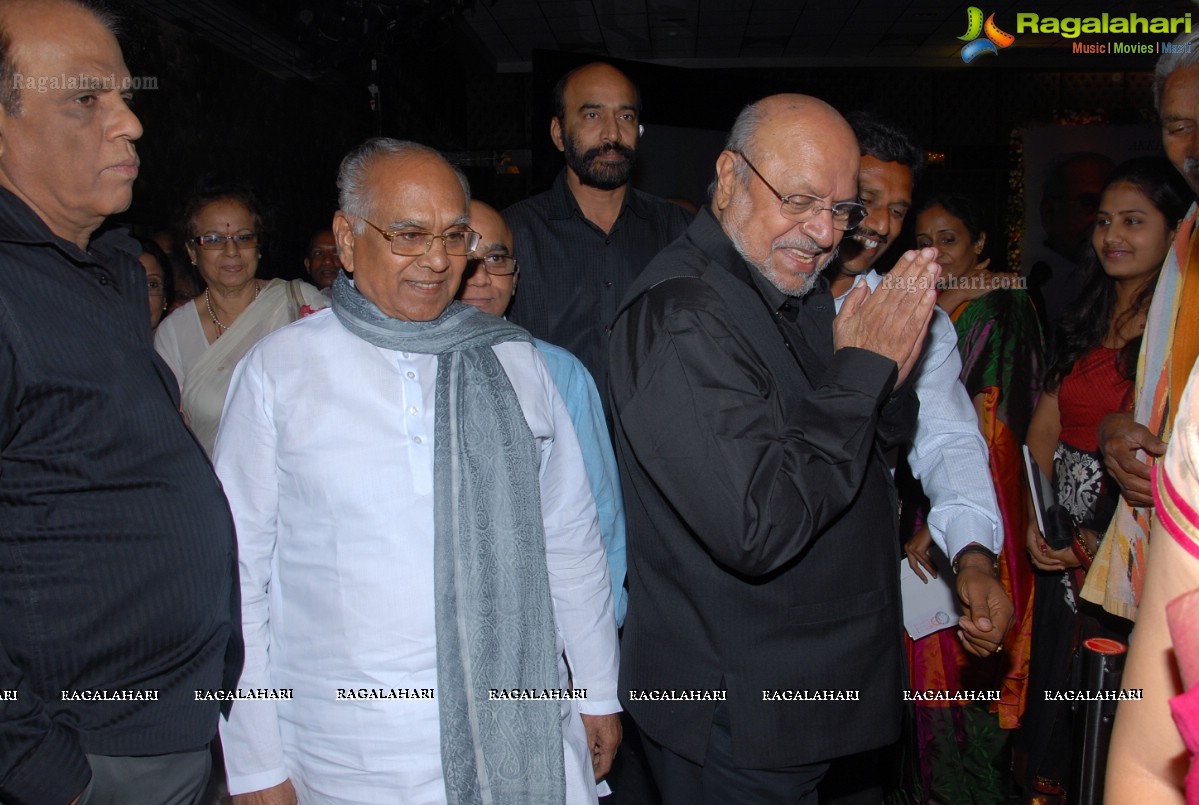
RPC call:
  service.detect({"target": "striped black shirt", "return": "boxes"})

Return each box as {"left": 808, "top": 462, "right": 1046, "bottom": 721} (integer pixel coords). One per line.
{"left": 0, "top": 188, "right": 242, "bottom": 805}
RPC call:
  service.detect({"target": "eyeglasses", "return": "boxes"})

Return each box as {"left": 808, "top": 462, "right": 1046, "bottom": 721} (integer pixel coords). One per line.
{"left": 469, "top": 253, "right": 518, "bottom": 276}
{"left": 192, "top": 232, "right": 259, "bottom": 250}
{"left": 731, "top": 151, "right": 868, "bottom": 231}
{"left": 359, "top": 218, "right": 481, "bottom": 257}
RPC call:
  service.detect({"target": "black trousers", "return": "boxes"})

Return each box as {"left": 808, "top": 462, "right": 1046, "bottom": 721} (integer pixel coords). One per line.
{"left": 75, "top": 749, "right": 211, "bottom": 805}
{"left": 641, "top": 703, "right": 830, "bottom": 805}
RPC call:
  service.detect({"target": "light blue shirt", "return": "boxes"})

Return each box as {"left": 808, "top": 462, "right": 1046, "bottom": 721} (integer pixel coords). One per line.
{"left": 536, "top": 338, "right": 628, "bottom": 626}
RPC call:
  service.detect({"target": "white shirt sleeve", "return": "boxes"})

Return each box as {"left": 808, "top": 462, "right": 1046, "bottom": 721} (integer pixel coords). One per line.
{"left": 842, "top": 271, "right": 1003, "bottom": 559}
{"left": 908, "top": 307, "right": 1004, "bottom": 558}
{"left": 213, "top": 346, "right": 291, "bottom": 795}
{"left": 518, "top": 350, "right": 621, "bottom": 716}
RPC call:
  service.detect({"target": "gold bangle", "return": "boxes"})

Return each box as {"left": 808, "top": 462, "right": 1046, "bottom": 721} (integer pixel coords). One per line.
{"left": 1074, "top": 526, "right": 1095, "bottom": 561}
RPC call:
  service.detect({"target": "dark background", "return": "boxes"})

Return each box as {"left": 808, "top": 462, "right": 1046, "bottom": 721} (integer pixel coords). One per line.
{"left": 114, "top": 0, "right": 1175, "bottom": 278}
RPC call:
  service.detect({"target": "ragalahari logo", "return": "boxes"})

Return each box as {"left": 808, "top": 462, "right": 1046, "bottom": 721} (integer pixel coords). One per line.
{"left": 959, "top": 7, "right": 1016, "bottom": 63}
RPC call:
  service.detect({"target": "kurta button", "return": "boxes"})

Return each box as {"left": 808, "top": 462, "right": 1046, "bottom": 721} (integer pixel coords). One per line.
{"left": 604, "top": 281, "right": 613, "bottom": 288}
{"left": 414, "top": 436, "right": 423, "bottom": 444}
{"left": 98, "top": 276, "right": 108, "bottom": 285}
{"left": 406, "top": 371, "right": 415, "bottom": 379}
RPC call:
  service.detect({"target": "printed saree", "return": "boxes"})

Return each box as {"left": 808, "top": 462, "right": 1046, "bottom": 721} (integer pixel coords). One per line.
{"left": 904, "top": 288, "right": 1043, "bottom": 803}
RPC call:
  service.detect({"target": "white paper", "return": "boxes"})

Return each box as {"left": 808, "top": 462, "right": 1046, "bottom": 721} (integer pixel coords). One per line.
{"left": 899, "top": 549, "right": 962, "bottom": 640}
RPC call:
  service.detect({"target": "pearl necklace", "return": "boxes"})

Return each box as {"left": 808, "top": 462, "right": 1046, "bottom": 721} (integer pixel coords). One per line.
{"left": 205, "top": 281, "right": 259, "bottom": 339}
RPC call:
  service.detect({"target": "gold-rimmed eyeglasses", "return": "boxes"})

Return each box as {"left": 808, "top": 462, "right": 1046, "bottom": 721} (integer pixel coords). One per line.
{"left": 359, "top": 218, "right": 481, "bottom": 257}
{"left": 731, "top": 151, "right": 868, "bottom": 232}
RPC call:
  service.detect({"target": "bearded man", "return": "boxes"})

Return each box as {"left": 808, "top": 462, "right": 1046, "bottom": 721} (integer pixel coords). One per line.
{"left": 503, "top": 62, "right": 690, "bottom": 398}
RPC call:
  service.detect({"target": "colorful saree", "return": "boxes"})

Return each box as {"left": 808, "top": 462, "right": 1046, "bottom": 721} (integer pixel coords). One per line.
{"left": 905, "top": 288, "right": 1043, "bottom": 804}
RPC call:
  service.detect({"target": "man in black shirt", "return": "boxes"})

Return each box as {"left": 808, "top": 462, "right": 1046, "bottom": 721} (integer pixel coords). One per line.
{"left": 504, "top": 62, "right": 690, "bottom": 396}
{"left": 609, "top": 94, "right": 1007, "bottom": 803}
{"left": 0, "top": 2, "right": 241, "bottom": 803}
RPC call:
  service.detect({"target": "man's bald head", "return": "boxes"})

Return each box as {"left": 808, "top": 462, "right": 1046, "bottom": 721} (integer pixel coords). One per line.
{"left": 712, "top": 94, "right": 860, "bottom": 297}
{"left": 720, "top": 95, "right": 857, "bottom": 189}
{"left": 552, "top": 62, "right": 641, "bottom": 122}
{"left": 0, "top": 0, "right": 119, "bottom": 116}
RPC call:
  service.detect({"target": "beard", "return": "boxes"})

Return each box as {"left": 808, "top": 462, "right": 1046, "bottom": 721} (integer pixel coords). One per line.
{"left": 563, "top": 132, "right": 636, "bottom": 191}
{"left": 731, "top": 236, "right": 839, "bottom": 298}
{"left": 725, "top": 202, "right": 838, "bottom": 297}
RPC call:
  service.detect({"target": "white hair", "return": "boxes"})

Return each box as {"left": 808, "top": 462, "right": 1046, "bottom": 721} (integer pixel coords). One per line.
{"left": 336, "top": 137, "right": 470, "bottom": 233}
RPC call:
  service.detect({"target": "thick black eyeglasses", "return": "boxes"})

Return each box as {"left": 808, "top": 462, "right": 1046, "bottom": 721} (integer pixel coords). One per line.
{"left": 469, "top": 253, "right": 519, "bottom": 276}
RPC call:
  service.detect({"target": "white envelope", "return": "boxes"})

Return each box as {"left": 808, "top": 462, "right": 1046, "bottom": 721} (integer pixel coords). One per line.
{"left": 899, "top": 547, "right": 962, "bottom": 640}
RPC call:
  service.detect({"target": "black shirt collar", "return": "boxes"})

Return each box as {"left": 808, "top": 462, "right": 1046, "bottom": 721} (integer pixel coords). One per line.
{"left": 546, "top": 168, "right": 652, "bottom": 223}
{"left": 0, "top": 185, "right": 138, "bottom": 266}
{"left": 691, "top": 206, "right": 828, "bottom": 320}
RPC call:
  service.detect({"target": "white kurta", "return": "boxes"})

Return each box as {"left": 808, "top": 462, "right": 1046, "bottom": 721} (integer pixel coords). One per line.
{"left": 214, "top": 309, "right": 620, "bottom": 804}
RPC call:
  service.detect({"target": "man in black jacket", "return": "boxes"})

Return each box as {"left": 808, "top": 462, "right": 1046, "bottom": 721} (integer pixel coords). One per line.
{"left": 0, "top": 2, "right": 242, "bottom": 803}
{"left": 609, "top": 94, "right": 1009, "bottom": 803}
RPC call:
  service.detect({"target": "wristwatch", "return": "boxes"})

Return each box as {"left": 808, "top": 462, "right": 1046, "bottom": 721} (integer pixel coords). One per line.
{"left": 952, "top": 544, "right": 999, "bottom": 576}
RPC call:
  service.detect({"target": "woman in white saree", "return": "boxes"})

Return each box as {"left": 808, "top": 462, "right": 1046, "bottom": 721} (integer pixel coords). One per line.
{"left": 156, "top": 187, "right": 326, "bottom": 455}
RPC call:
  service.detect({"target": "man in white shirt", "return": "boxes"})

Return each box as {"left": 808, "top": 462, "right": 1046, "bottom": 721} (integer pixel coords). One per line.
{"left": 215, "top": 138, "right": 620, "bottom": 805}
{"left": 820, "top": 110, "right": 1011, "bottom": 804}
{"left": 827, "top": 112, "right": 1007, "bottom": 587}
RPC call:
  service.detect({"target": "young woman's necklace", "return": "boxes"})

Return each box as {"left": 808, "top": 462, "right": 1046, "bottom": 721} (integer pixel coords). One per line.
{"left": 205, "top": 281, "right": 259, "bottom": 339}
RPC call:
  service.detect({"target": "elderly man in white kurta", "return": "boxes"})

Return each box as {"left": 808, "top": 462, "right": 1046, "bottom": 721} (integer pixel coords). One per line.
{"left": 214, "top": 138, "right": 621, "bottom": 805}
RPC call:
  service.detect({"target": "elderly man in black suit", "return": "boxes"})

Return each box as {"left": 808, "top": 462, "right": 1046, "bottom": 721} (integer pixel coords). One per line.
{"left": 608, "top": 94, "right": 1013, "bottom": 803}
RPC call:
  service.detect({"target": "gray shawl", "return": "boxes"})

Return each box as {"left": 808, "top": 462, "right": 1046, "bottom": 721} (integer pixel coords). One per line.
{"left": 333, "top": 274, "right": 566, "bottom": 804}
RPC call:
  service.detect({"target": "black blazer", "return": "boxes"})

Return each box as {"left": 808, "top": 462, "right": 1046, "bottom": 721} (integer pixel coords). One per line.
{"left": 608, "top": 209, "right": 916, "bottom": 768}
